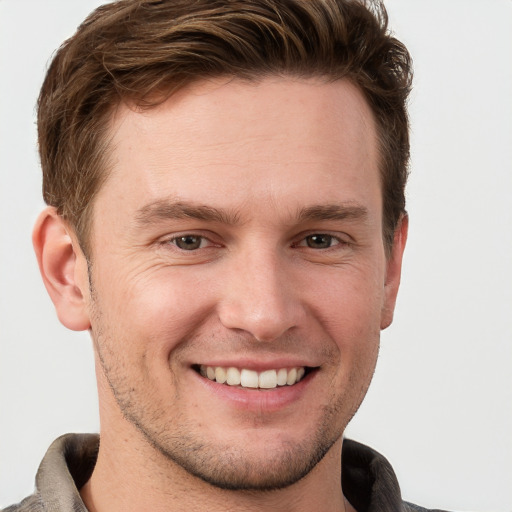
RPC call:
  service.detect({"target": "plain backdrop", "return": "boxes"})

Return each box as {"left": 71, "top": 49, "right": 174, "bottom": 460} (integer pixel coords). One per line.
{"left": 1, "top": 1, "right": 511, "bottom": 510}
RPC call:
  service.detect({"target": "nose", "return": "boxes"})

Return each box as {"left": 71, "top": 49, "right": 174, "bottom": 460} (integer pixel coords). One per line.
{"left": 217, "top": 246, "right": 305, "bottom": 342}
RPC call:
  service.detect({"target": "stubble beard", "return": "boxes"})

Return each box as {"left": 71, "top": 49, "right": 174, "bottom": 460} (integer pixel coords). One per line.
{"left": 96, "top": 337, "right": 348, "bottom": 491}
{"left": 88, "top": 271, "right": 373, "bottom": 492}
{"left": 134, "top": 400, "right": 345, "bottom": 491}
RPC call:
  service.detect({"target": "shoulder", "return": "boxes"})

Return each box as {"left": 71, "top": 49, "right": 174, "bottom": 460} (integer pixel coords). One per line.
{"left": 1, "top": 494, "right": 44, "bottom": 512}
{"left": 404, "top": 503, "right": 451, "bottom": 512}
{"left": 1, "top": 433, "right": 99, "bottom": 512}
{"left": 342, "top": 439, "right": 452, "bottom": 512}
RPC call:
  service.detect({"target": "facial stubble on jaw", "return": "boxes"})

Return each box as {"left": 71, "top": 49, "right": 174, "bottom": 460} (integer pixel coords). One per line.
{"left": 86, "top": 264, "right": 375, "bottom": 492}
{"left": 113, "top": 389, "right": 346, "bottom": 491}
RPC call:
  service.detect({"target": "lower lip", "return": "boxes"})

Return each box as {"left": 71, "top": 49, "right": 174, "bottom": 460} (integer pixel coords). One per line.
{"left": 193, "top": 369, "right": 316, "bottom": 413}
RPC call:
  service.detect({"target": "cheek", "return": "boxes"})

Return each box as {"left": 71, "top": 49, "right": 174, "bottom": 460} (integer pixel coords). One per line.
{"left": 92, "top": 264, "right": 215, "bottom": 359}
{"left": 311, "top": 265, "right": 384, "bottom": 381}
{"left": 313, "top": 267, "right": 385, "bottom": 339}
{"left": 323, "top": 305, "right": 381, "bottom": 377}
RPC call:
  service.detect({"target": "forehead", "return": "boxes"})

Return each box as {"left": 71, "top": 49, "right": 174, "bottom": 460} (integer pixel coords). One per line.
{"left": 96, "top": 76, "right": 380, "bottom": 227}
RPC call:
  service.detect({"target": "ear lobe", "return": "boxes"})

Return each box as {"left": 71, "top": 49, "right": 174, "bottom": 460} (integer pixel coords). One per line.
{"left": 33, "top": 207, "right": 91, "bottom": 331}
{"left": 380, "top": 214, "right": 408, "bottom": 330}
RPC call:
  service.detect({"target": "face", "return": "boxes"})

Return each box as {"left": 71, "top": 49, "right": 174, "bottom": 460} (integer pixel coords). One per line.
{"left": 83, "top": 77, "right": 404, "bottom": 490}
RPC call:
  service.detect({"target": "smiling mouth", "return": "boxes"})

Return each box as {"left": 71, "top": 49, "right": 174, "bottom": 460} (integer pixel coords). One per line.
{"left": 193, "top": 365, "right": 315, "bottom": 389}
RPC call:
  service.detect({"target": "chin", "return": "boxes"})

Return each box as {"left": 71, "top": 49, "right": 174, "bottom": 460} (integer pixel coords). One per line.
{"left": 128, "top": 400, "right": 345, "bottom": 492}
{"left": 154, "top": 431, "right": 340, "bottom": 491}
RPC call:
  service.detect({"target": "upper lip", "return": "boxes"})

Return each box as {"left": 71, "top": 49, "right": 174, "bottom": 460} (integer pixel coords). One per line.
{"left": 191, "top": 358, "right": 318, "bottom": 372}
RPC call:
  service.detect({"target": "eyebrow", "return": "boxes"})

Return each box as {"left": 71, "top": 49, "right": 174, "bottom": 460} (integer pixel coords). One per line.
{"left": 296, "top": 204, "right": 369, "bottom": 223}
{"left": 135, "top": 200, "right": 241, "bottom": 226}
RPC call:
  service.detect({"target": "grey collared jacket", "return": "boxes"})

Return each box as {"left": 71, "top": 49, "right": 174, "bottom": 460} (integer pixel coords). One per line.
{"left": 2, "top": 434, "right": 449, "bottom": 512}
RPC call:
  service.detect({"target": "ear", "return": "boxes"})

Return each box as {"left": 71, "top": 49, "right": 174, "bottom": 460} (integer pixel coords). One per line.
{"left": 380, "top": 214, "right": 408, "bottom": 330}
{"left": 33, "top": 207, "right": 91, "bottom": 331}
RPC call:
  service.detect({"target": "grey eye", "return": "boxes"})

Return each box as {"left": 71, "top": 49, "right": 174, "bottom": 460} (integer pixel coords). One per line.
{"left": 174, "top": 235, "right": 203, "bottom": 250}
{"left": 305, "top": 234, "right": 336, "bottom": 249}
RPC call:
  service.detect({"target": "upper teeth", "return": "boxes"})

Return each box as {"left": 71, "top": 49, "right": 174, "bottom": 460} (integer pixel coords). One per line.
{"left": 200, "top": 365, "right": 306, "bottom": 389}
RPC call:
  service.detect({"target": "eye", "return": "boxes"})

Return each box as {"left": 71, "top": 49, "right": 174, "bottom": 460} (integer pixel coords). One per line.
{"left": 301, "top": 234, "right": 340, "bottom": 249}
{"left": 170, "top": 235, "right": 209, "bottom": 251}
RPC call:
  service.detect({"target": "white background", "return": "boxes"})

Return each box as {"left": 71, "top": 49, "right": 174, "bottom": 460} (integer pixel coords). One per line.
{"left": 1, "top": 1, "right": 511, "bottom": 510}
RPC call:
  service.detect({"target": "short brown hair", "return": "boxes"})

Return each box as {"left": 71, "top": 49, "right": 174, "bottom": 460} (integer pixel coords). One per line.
{"left": 38, "top": 0, "right": 412, "bottom": 255}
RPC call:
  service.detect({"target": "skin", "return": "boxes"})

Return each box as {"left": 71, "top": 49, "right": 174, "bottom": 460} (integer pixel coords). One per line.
{"left": 34, "top": 76, "right": 407, "bottom": 512}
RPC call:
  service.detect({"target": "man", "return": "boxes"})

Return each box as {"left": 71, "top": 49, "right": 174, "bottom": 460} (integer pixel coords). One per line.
{"left": 2, "top": 1, "right": 447, "bottom": 511}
